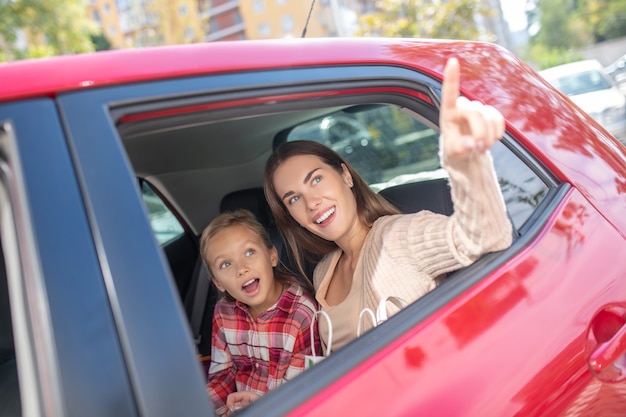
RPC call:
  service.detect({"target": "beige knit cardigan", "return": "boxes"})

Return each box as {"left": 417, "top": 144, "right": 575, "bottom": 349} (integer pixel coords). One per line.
{"left": 313, "top": 151, "right": 513, "bottom": 353}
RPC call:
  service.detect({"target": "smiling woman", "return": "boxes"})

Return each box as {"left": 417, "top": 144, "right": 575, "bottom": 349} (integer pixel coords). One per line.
{"left": 262, "top": 59, "right": 515, "bottom": 350}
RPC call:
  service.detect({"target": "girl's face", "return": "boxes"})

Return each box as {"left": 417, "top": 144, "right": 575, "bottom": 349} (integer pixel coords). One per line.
{"left": 272, "top": 154, "right": 361, "bottom": 244}
{"left": 206, "top": 224, "right": 281, "bottom": 318}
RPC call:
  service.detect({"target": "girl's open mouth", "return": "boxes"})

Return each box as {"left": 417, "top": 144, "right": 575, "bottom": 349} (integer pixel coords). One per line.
{"left": 242, "top": 278, "right": 260, "bottom": 295}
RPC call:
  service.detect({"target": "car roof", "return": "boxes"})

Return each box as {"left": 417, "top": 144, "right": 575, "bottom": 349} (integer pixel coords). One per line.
{"left": 0, "top": 37, "right": 465, "bottom": 103}
{"left": 1, "top": 37, "right": 533, "bottom": 235}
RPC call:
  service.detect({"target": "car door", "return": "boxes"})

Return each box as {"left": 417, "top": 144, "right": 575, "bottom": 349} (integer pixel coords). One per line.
{"left": 116, "top": 59, "right": 626, "bottom": 416}
{"left": 35, "top": 41, "right": 626, "bottom": 416}
{"left": 0, "top": 98, "right": 139, "bottom": 417}
{"left": 0, "top": 95, "right": 211, "bottom": 416}
{"left": 252, "top": 64, "right": 626, "bottom": 416}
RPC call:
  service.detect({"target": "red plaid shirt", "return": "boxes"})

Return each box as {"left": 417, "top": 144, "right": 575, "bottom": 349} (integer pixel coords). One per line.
{"left": 207, "top": 282, "right": 320, "bottom": 416}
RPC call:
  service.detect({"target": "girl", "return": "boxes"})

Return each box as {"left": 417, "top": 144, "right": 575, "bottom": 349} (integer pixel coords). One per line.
{"left": 201, "top": 209, "right": 320, "bottom": 416}
{"left": 263, "top": 58, "right": 513, "bottom": 353}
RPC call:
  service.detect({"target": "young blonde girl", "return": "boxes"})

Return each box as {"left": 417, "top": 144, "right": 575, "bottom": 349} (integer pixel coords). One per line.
{"left": 200, "top": 209, "right": 320, "bottom": 416}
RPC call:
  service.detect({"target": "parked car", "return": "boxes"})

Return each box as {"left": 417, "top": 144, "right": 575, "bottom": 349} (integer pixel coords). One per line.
{"left": 605, "top": 54, "right": 626, "bottom": 94}
{"left": 1, "top": 38, "right": 626, "bottom": 417}
{"left": 540, "top": 59, "right": 626, "bottom": 143}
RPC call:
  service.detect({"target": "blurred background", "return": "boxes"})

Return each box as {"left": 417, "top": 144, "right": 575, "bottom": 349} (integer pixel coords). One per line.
{"left": 1, "top": 0, "right": 626, "bottom": 71}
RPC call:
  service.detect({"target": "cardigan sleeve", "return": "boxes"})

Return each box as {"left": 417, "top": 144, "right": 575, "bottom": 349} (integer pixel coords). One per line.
{"left": 444, "top": 149, "right": 512, "bottom": 264}
{"left": 377, "top": 150, "right": 512, "bottom": 278}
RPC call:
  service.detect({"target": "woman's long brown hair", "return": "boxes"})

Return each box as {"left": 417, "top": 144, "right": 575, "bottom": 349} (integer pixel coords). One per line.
{"left": 264, "top": 141, "right": 400, "bottom": 280}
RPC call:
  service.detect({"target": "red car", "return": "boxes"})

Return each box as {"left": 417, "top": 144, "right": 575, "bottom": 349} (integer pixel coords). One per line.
{"left": 1, "top": 38, "right": 626, "bottom": 417}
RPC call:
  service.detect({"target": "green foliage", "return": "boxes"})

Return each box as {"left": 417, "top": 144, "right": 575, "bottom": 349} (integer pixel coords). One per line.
{"left": 583, "top": 0, "right": 626, "bottom": 41}
{"left": 528, "top": 0, "right": 626, "bottom": 67}
{"left": 526, "top": 43, "right": 585, "bottom": 69}
{"left": 357, "top": 0, "right": 494, "bottom": 41}
{"left": 531, "top": 0, "right": 592, "bottom": 49}
{"left": 0, "top": 0, "right": 97, "bottom": 62}
{"left": 90, "top": 33, "right": 112, "bottom": 51}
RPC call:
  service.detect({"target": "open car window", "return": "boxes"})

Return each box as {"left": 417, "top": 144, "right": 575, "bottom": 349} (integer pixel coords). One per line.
{"left": 285, "top": 105, "right": 440, "bottom": 186}
{"left": 108, "top": 66, "right": 560, "bottom": 416}
{"left": 141, "top": 181, "right": 185, "bottom": 245}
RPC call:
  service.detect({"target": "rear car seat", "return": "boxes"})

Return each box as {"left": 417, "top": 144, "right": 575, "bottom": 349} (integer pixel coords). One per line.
{"left": 191, "top": 180, "right": 457, "bottom": 373}
{"left": 378, "top": 177, "right": 453, "bottom": 216}
{"left": 219, "top": 188, "right": 285, "bottom": 258}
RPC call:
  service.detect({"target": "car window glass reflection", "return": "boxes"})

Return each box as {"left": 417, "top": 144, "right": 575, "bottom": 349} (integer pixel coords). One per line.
{"left": 286, "top": 104, "right": 440, "bottom": 187}
{"left": 141, "top": 181, "right": 184, "bottom": 245}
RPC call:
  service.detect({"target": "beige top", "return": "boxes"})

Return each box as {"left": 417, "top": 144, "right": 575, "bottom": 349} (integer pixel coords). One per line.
{"left": 314, "top": 151, "right": 513, "bottom": 353}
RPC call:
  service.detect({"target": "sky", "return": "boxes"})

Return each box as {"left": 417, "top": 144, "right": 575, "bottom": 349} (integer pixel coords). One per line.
{"left": 500, "top": 0, "right": 529, "bottom": 32}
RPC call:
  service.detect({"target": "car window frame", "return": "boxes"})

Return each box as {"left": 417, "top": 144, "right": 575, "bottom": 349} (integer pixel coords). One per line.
{"left": 0, "top": 100, "right": 139, "bottom": 417}
{"left": 56, "top": 89, "right": 213, "bottom": 416}
{"left": 58, "top": 63, "right": 566, "bottom": 416}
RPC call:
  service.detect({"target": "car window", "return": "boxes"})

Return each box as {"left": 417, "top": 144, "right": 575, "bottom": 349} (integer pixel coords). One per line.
{"left": 287, "top": 105, "right": 440, "bottom": 186}
{"left": 110, "top": 72, "right": 561, "bottom": 416}
{"left": 286, "top": 103, "right": 549, "bottom": 231}
{"left": 141, "top": 181, "right": 185, "bottom": 245}
{"left": 490, "top": 141, "right": 549, "bottom": 230}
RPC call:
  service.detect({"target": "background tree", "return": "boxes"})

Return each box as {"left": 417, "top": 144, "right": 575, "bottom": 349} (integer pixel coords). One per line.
{"left": 90, "top": 33, "right": 112, "bottom": 51}
{"left": 526, "top": 0, "right": 626, "bottom": 68}
{"left": 357, "top": 0, "right": 494, "bottom": 41}
{"left": 0, "top": 0, "right": 96, "bottom": 62}
{"left": 152, "top": 0, "right": 203, "bottom": 45}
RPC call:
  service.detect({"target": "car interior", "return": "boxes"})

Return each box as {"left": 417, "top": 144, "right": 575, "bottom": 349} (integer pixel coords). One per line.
{"left": 116, "top": 94, "right": 553, "bottom": 370}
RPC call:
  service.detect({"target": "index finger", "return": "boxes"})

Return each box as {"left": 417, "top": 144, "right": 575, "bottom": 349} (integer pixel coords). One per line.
{"left": 441, "top": 57, "right": 460, "bottom": 112}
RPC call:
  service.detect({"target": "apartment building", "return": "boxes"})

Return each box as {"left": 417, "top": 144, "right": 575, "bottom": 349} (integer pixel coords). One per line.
{"left": 239, "top": 0, "right": 328, "bottom": 40}
{"left": 197, "top": 0, "right": 246, "bottom": 41}
{"left": 87, "top": 0, "right": 202, "bottom": 48}
{"left": 87, "top": 0, "right": 358, "bottom": 47}
{"left": 86, "top": 0, "right": 125, "bottom": 47}
{"left": 86, "top": 0, "right": 513, "bottom": 51}
{"left": 199, "top": 0, "right": 359, "bottom": 42}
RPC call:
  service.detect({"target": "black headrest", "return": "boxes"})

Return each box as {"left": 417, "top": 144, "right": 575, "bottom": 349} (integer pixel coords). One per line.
{"left": 220, "top": 188, "right": 274, "bottom": 227}
{"left": 378, "top": 177, "right": 453, "bottom": 216}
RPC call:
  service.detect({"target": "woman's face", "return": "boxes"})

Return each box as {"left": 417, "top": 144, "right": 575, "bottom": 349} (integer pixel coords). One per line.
{"left": 272, "top": 154, "right": 361, "bottom": 244}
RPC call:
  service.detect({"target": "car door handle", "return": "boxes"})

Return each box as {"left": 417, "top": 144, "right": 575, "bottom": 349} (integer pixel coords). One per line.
{"left": 587, "top": 305, "right": 626, "bottom": 382}
{"left": 589, "top": 322, "right": 626, "bottom": 373}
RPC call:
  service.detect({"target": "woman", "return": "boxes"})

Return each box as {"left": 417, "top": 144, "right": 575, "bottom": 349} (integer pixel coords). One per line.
{"left": 263, "top": 58, "right": 513, "bottom": 353}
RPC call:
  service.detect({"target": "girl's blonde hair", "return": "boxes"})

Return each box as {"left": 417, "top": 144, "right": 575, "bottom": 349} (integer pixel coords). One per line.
{"left": 264, "top": 140, "right": 400, "bottom": 280}
{"left": 199, "top": 209, "right": 314, "bottom": 300}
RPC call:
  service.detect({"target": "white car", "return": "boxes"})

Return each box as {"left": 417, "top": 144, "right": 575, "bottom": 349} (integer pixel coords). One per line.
{"left": 540, "top": 59, "right": 626, "bottom": 143}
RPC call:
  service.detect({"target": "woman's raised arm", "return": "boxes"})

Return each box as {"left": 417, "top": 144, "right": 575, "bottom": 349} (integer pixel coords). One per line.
{"left": 439, "top": 58, "right": 505, "bottom": 159}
